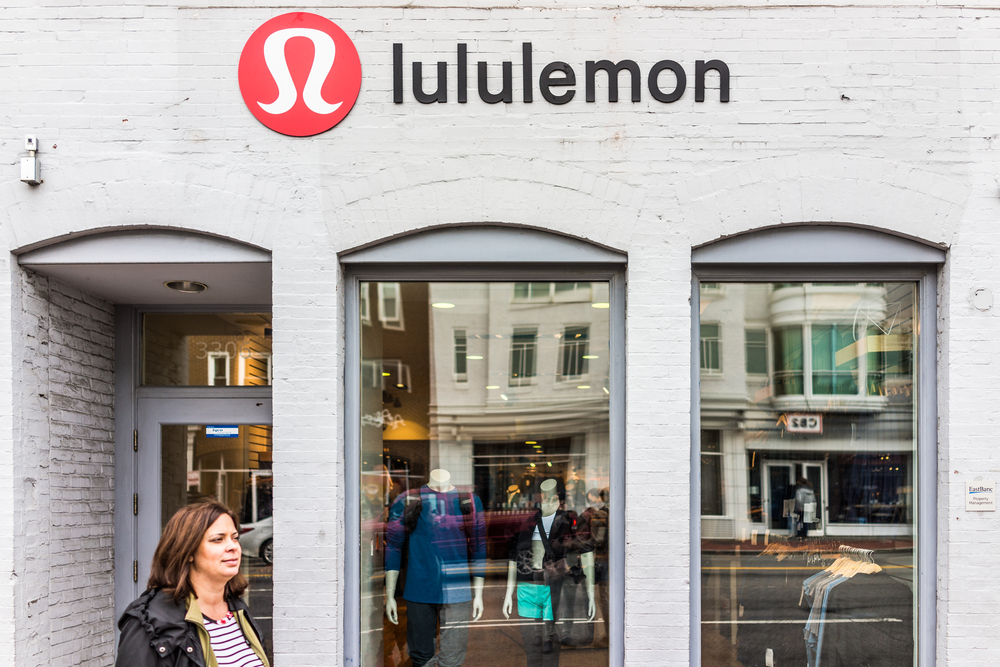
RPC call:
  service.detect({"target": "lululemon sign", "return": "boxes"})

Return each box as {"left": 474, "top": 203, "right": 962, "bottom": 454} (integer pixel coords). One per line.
{"left": 238, "top": 13, "right": 362, "bottom": 136}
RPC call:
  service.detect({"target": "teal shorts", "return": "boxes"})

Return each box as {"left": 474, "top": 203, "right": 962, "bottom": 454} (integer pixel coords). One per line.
{"left": 517, "top": 583, "right": 554, "bottom": 621}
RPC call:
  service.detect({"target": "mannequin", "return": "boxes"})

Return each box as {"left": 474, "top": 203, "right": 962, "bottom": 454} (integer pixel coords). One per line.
{"left": 507, "top": 483, "right": 522, "bottom": 508}
{"left": 502, "top": 478, "right": 595, "bottom": 666}
{"left": 384, "top": 468, "right": 485, "bottom": 667}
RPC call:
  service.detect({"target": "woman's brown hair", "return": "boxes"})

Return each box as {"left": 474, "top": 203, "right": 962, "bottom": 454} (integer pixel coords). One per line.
{"left": 147, "top": 500, "right": 248, "bottom": 602}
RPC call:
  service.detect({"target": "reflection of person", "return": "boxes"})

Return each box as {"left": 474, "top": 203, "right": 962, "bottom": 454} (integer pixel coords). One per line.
{"left": 579, "top": 487, "right": 610, "bottom": 646}
{"left": 503, "top": 478, "right": 595, "bottom": 666}
{"left": 116, "top": 501, "right": 269, "bottom": 667}
{"left": 384, "top": 469, "right": 486, "bottom": 667}
{"left": 794, "top": 477, "right": 816, "bottom": 538}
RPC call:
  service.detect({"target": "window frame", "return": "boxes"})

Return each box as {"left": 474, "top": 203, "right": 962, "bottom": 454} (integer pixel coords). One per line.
{"left": 699, "top": 429, "right": 724, "bottom": 517}
{"left": 698, "top": 322, "right": 722, "bottom": 374}
{"left": 744, "top": 327, "right": 768, "bottom": 376}
{"left": 453, "top": 328, "right": 469, "bottom": 383}
{"left": 509, "top": 325, "right": 539, "bottom": 386}
{"left": 207, "top": 350, "right": 231, "bottom": 386}
{"left": 238, "top": 352, "right": 272, "bottom": 386}
{"left": 377, "top": 281, "right": 405, "bottom": 330}
{"left": 342, "top": 227, "right": 627, "bottom": 667}
{"left": 691, "top": 232, "right": 941, "bottom": 667}
{"left": 557, "top": 324, "right": 591, "bottom": 381}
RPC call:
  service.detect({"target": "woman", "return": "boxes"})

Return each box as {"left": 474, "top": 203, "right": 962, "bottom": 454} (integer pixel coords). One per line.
{"left": 116, "top": 500, "right": 270, "bottom": 667}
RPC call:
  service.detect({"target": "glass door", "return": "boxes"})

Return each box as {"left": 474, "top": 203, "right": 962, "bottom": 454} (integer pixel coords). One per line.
{"left": 137, "top": 397, "right": 273, "bottom": 662}
{"left": 764, "top": 462, "right": 794, "bottom": 533}
{"left": 801, "top": 462, "right": 826, "bottom": 535}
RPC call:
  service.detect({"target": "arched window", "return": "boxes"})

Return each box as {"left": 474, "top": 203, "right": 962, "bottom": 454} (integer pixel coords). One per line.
{"left": 342, "top": 226, "right": 626, "bottom": 667}
{"left": 691, "top": 225, "right": 942, "bottom": 667}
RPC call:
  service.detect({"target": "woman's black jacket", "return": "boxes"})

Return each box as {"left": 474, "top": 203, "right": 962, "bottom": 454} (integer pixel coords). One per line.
{"left": 115, "top": 588, "right": 267, "bottom": 667}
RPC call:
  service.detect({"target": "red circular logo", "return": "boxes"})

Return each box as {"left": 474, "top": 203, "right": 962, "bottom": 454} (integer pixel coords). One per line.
{"left": 238, "top": 13, "right": 362, "bottom": 137}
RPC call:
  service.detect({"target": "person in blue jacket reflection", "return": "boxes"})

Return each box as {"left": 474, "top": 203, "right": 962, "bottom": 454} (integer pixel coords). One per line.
{"left": 384, "top": 469, "right": 486, "bottom": 667}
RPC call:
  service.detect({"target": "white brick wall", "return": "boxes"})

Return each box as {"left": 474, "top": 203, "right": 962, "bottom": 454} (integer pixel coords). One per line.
{"left": 3, "top": 1, "right": 1000, "bottom": 666}
{"left": 12, "top": 269, "right": 114, "bottom": 667}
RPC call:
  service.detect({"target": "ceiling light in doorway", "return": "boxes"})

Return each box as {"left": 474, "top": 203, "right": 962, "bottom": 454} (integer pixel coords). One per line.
{"left": 432, "top": 302, "right": 455, "bottom": 309}
{"left": 164, "top": 280, "right": 208, "bottom": 293}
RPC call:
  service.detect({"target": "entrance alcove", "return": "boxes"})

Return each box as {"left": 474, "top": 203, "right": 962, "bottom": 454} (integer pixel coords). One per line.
{"left": 12, "top": 228, "right": 273, "bottom": 664}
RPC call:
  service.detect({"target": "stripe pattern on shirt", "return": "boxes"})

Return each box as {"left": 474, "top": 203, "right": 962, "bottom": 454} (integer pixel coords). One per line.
{"left": 203, "top": 613, "right": 264, "bottom": 667}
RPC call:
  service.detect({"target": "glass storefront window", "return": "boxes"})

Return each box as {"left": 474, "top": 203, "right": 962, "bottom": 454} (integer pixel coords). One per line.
{"left": 360, "top": 282, "right": 612, "bottom": 667}
{"left": 161, "top": 424, "right": 274, "bottom": 663}
{"left": 700, "top": 282, "right": 917, "bottom": 667}
{"left": 143, "top": 312, "right": 272, "bottom": 386}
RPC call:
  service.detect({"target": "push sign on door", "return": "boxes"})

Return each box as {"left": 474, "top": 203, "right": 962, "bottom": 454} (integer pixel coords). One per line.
{"left": 206, "top": 425, "right": 240, "bottom": 438}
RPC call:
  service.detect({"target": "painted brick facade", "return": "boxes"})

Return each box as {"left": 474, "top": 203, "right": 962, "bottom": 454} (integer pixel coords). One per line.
{"left": 2, "top": 1, "right": 999, "bottom": 666}
{"left": 11, "top": 269, "right": 114, "bottom": 667}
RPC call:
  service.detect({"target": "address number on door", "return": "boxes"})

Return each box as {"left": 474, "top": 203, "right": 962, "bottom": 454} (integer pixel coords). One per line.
{"left": 786, "top": 414, "right": 823, "bottom": 434}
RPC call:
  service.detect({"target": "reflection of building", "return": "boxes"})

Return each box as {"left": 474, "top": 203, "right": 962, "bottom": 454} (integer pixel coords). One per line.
{"left": 700, "top": 283, "right": 915, "bottom": 540}
{"left": 144, "top": 312, "right": 273, "bottom": 387}
{"left": 358, "top": 279, "right": 615, "bottom": 666}
{"left": 427, "top": 283, "right": 611, "bottom": 511}
{"left": 360, "top": 282, "right": 433, "bottom": 495}
{"left": 360, "top": 282, "right": 611, "bottom": 509}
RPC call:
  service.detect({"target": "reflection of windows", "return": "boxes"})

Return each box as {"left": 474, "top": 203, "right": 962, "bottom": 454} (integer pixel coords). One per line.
{"left": 509, "top": 327, "right": 537, "bottom": 386}
{"left": 513, "top": 282, "right": 592, "bottom": 302}
{"left": 828, "top": 453, "right": 911, "bottom": 524}
{"left": 812, "top": 324, "right": 857, "bottom": 395}
{"left": 772, "top": 327, "right": 804, "bottom": 396}
{"left": 558, "top": 326, "right": 589, "bottom": 379}
{"left": 360, "top": 284, "right": 371, "bottom": 325}
{"left": 381, "top": 360, "right": 412, "bottom": 392}
{"left": 454, "top": 329, "right": 468, "bottom": 382}
{"left": 694, "top": 229, "right": 940, "bottom": 667}
{"left": 377, "top": 283, "right": 404, "bottom": 330}
{"left": 553, "top": 282, "right": 590, "bottom": 295}
{"left": 514, "top": 282, "right": 552, "bottom": 299}
{"left": 700, "top": 430, "right": 723, "bottom": 516}
{"left": 745, "top": 329, "right": 768, "bottom": 375}
{"left": 208, "top": 352, "right": 230, "bottom": 386}
{"left": 361, "top": 360, "right": 380, "bottom": 388}
{"left": 239, "top": 354, "right": 272, "bottom": 386}
{"left": 700, "top": 324, "right": 721, "bottom": 373}
{"left": 772, "top": 323, "right": 911, "bottom": 397}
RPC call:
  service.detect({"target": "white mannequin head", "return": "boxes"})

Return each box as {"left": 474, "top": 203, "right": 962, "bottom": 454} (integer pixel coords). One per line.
{"left": 428, "top": 468, "right": 454, "bottom": 492}
{"left": 540, "top": 478, "right": 561, "bottom": 516}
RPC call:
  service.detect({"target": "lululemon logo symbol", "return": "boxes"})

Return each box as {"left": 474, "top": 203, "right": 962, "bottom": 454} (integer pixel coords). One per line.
{"left": 239, "top": 13, "right": 362, "bottom": 136}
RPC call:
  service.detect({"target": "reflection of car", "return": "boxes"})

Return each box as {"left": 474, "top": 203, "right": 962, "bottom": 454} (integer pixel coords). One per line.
{"left": 240, "top": 516, "right": 273, "bottom": 564}
{"left": 240, "top": 470, "right": 273, "bottom": 564}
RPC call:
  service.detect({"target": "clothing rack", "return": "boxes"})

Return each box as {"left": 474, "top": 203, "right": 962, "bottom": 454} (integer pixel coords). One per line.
{"left": 837, "top": 545, "right": 874, "bottom": 562}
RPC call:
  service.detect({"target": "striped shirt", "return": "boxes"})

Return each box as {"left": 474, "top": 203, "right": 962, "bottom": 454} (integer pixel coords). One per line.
{"left": 203, "top": 612, "right": 264, "bottom": 667}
